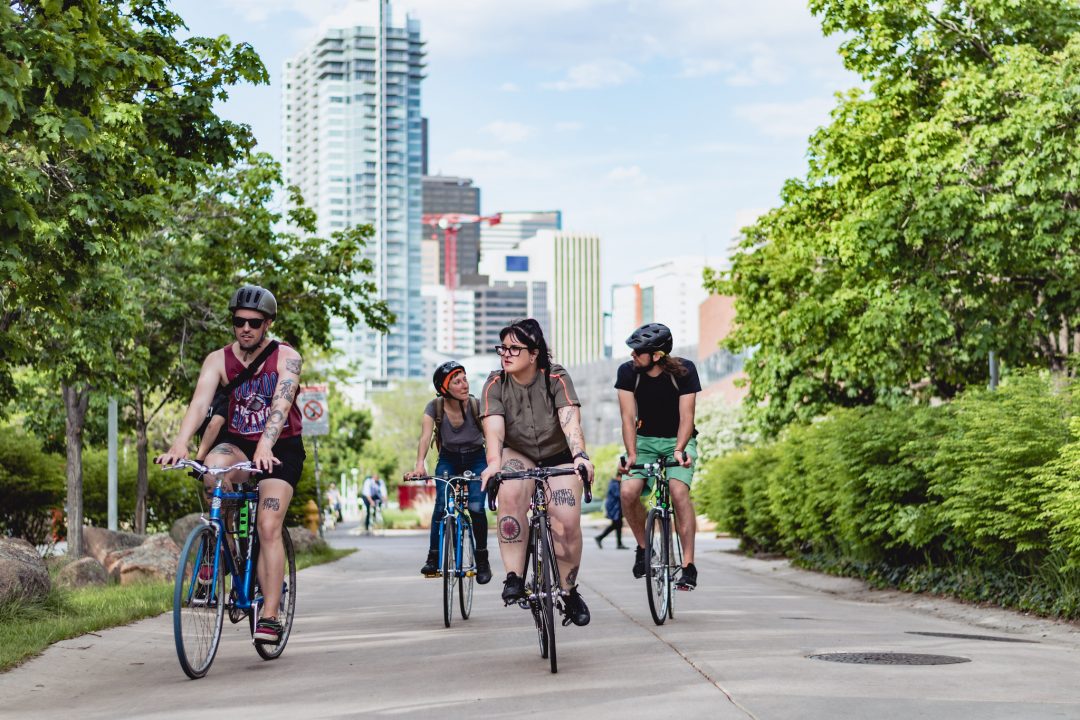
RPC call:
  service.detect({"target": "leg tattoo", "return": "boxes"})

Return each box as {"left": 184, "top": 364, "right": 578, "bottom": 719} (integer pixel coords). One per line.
{"left": 499, "top": 516, "right": 522, "bottom": 544}
{"left": 551, "top": 488, "right": 576, "bottom": 507}
{"left": 262, "top": 497, "right": 280, "bottom": 512}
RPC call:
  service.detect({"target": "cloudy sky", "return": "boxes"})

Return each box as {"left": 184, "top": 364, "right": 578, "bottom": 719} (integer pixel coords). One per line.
{"left": 172, "top": 0, "right": 857, "bottom": 293}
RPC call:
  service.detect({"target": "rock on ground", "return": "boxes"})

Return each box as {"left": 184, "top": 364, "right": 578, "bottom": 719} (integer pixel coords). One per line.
{"left": 169, "top": 513, "right": 204, "bottom": 546}
{"left": 287, "top": 526, "right": 328, "bottom": 553}
{"left": 82, "top": 526, "right": 145, "bottom": 565}
{"left": 116, "top": 534, "right": 180, "bottom": 585}
{"left": 0, "top": 537, "right": 50, "bottom": 604}
{"left": 55, "top": 557, "right": 108, "bottom": 590}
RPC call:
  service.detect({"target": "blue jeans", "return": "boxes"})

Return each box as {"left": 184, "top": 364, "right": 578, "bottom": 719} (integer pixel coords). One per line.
{"left": 429, "top": 448, "right": 488, "bottom": 553}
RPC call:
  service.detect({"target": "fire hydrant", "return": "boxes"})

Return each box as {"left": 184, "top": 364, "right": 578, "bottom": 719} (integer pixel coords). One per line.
{"left": 304, "top": 499, "right": 320, "bottom": 534}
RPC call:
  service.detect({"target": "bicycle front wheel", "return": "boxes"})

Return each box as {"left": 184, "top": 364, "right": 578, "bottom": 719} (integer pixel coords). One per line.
{"left": 645, "top": 509, "right": 671, "bottom": 626}
{"left": 524, "top": 526, "right": 547, "bottom": 659}
{"left": 250, "top": 529, "right": 297, "bottom": 660}
{"left": 174, "top": 525, "right": 225, "bottom": 679}
{"left": 538, "top": 519, "right": 558, "bottom": 673}
{"left": 459, "top": 519, "right": 475, "bottom": 620}
{"left": 442, "top": 516, "right": 457, "bottom": 628}
{"left": 670, "top": 511, "right": 683, "bottom": 620}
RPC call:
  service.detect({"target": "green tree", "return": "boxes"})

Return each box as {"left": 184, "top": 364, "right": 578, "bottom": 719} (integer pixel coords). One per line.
{"left": 1, "top": 0, "right": 266, "bottom": 555}
{"left": 707, "top": 0, "right": 1080, "bottom": 435}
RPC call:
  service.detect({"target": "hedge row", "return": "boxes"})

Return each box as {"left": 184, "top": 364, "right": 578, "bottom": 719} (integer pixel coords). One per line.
{"left": 695, "top": 373, "right": 1080, "bottom": 617}
{"left": 1, "top": 425, "right": 321, "bottom": 544}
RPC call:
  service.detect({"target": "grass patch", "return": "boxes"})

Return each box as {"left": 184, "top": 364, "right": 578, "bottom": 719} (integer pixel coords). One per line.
{"left": 0, "top": 545, "right": 355, "bottom": 673}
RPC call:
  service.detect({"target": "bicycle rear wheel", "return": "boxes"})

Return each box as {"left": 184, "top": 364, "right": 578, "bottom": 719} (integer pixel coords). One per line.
{"left": 174, "top": 525, "right": 225, "bottom": 679}
{"left": 645, "top": 508, "right": 671, "bottom": 626}
{"left": 442, "top": 516, "right": 457, "bottom": 628}
{"left": 249, "top": 529, "right": 297, "bottom": 660}
{"left": 538, "top": 519, "right": 558, "bottom": 673}
{"left": 459, "top": 519, "right": 475, "bottom": 620}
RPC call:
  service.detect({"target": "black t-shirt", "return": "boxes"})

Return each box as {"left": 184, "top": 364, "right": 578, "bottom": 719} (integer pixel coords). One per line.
{"left": 614, "top": 359, "right": 702, "bottom": 438}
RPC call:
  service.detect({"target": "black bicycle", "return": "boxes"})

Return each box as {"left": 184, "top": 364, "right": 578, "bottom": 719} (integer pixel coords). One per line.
{"left": 625, "top": 456, "right": 684, "bottom": 625}
{"left": 487, "top": 465, "right": 591, "bottom": 674}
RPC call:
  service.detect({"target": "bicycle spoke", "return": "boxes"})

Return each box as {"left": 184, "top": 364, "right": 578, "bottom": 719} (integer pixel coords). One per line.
{"left": 174, "top": 526, "right": 225, "bottom": 678}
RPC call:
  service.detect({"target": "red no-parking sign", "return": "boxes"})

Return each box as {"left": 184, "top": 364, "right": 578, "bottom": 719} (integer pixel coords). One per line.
{"left": 298, "top": 385, "right": 329, "bottom": 436}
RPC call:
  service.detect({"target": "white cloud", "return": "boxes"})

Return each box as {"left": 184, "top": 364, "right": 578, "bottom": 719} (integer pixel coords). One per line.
{"left": 499, "top": 82, "right": 520, "bottom": 92}
{"left": 481, "top": 120, "right": 534, "bottom": 144}
{"left": 543, "top": 59, "right": 638, "bottom": 91}
{"left": 733, "top": 207, "right": 768, "bottom": 235}
{"left": 606, "top": 165, "right": 647, "bottom": 184}
{"left": 734, "top": 98, "right": 835, "bottom": 139}
{"left": 679, "top": 58, "right": 733, "bottom": 78}
{"left": 555, "top": 121, "right": 583, "bottom": 132}
{"left": 726, "top": 46, "right": 788, "bottom": 87}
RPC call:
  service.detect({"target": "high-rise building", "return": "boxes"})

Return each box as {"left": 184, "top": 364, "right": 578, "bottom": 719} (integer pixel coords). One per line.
{"left": 283, "top": 2, "right": 426, "bottom": 383}
{"left": 478, "top": 210, "right": 561, "bottom": 275}
{"left": 610, "top": 256, "right": 721, "bottom": 350}
{"left": 422, "top": 175, "right": 482, "bottom": 283}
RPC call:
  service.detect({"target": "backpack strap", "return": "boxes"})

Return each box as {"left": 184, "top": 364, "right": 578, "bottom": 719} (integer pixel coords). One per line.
{"left": 431, "top": 397, "right": 445, "bottom": 451}
{"left": 469, "top": 396, "right": 483, "bottom": 434}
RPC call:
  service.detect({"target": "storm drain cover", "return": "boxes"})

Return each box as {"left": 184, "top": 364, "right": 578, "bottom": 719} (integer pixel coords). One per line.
{"left": 906, "top": 631, "right": 1039, "bottom": 644}
{"left": 809, "top": 652, "right": 971, "bottom": 665}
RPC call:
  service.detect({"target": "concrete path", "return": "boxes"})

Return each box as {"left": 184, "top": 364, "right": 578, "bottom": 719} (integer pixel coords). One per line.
{"left": 3, "top": 521, "right": 1080, "bottom": 719}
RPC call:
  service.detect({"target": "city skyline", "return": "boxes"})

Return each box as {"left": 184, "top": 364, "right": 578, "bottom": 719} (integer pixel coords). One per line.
{"left": 171, "top": 0, "right": 858, "bottom": 304}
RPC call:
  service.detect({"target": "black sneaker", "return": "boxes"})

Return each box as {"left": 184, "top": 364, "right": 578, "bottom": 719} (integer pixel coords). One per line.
{"left": 676, "top": 563, "right": 697, "bottom": 591}
{"left": 253, "top": 616, "right": 283, "bottom": 644}
{"left": 475, "top": 549, "right": 493, "bottom": 585}
{"left": 594, "top": 536, "right": 603, "bottom": 549}
{"left": 501, "top": 572, "right": 525, "bottom": 604}
{"left": 420, "top": 550, "right": 439, "bottom": 577}
{"left": 561, "top": 586, "right": 591, "bottom": 627}
{"left": 632, "top": 546, "right": 647, "bottom": 579}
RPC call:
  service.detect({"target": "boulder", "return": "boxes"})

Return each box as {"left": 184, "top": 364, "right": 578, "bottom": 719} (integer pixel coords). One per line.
{"left": 103, "top": 547, "right": 138, "bottom": 580}
{"left": 55, "top": 557, "right": 108, "bottom": 590}
{"left": 0, "top": 537, "right": 50, "bottom": 604}
{"left": 287, "top": 526, "right": 327, "bottom": 553}
{"left": 82, "top": 526, "right": 145, "bottom": 564}
{"left": 116, "top": 534, "right": 180, "bottom": 585}
{"left": 170, "top": 513, "right": 204, "bottom": 546}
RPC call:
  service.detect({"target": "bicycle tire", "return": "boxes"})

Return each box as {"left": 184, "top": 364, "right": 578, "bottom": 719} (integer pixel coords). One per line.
{"left": 174, "top": 525, "right": 225, "bottom": 679}
{"left": 249, "top": 529, "right": 297, "bottom": 660}
{"left": 645, "top": 509, "right": 670, "bottom": 626}
{"left": 524, "top": 526, "right": 548, "bottom": 659}
{"left": 459, "top": 518, "right": 475, "bottom": 620}
{"left": 670, "top": 510, "right": 683, "bottom": 619}
{"left": 442, "top": 515, "right": 456, "bottom": 628}
{"left": 538, "top": 518, "right": 558, "bottom": 673}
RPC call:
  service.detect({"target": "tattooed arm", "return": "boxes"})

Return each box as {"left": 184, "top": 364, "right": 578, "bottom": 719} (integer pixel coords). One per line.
{"left": 558, "top": 405, "right": 594, "bottom": 484}
{"left": 480, "top": 414, "right": 505, "bottom": 490}
{"left": 253, "top": 346, "right": 302, "bottom": 473}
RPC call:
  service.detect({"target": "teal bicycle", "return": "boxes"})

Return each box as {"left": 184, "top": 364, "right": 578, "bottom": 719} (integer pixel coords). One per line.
{"left": 418, "top": 471, "right": 478, "bottom": 627}
{"left": 164, "top": 459, "right": 296, "bottom": 678}
{"left": 625, "top": 456, "right": 684, "bottom": 626}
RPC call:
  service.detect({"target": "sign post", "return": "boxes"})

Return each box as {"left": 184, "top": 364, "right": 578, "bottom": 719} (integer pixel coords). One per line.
{"left": 299, "top": 385, "right": 330, "bottom": 538}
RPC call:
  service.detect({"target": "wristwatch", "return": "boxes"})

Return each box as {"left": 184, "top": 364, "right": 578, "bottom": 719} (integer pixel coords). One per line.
{"left": 573, "top": 451, "right": 590, "bottom": 462}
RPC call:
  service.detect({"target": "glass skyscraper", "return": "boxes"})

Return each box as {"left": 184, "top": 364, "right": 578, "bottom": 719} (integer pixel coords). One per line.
{"left": 283, "top": 2, "right": 425, "bottom": 383}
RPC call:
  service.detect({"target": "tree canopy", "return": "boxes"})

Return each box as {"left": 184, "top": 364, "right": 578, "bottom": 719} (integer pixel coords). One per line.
{"left": 708, "top": 0, "right": 1080, "bottom": 435}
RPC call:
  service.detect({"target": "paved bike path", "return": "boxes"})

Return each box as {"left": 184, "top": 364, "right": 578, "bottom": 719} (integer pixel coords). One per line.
{"left": 2, "top": 523, "right": 1080, "bottom": 718}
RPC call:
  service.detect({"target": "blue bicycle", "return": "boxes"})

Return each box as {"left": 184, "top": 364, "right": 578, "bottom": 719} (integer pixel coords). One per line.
{"left": 419, "top": 471, "right": 478, "bottom": 627}
{"left": 165, "top": 459, "right": 296, "bottom": 679}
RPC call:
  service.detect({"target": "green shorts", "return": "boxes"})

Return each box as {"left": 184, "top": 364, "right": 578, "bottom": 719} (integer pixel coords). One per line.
{"left": 626, "top": 435, "right": 697, "bottom": 494}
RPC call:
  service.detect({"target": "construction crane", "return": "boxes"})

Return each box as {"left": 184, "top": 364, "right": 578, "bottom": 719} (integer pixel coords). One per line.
{"left": 421, "top": 213, "right": 502, "bottom": 290}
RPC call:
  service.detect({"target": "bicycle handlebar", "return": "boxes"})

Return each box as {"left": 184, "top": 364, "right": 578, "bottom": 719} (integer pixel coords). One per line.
{"left": 620, "top": 455, "right": 684, "bottom": 471}
{"left": 486, "top": 465, "right": 592, "bottom": 512}
{"left": 163, "top": 459, "right": 260, "bottom": 476}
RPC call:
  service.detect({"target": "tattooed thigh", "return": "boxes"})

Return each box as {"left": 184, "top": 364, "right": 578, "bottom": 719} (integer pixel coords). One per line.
{"left": 209, "top": 443, "right": 242, "bottom": 457}
{"left": 261, "top": 497, "right": 281, "bottom": 512}
{"left": 502, "top": 458, "right": 526, "bottom": 472}
{"left": 551, "top": 488, "right": 576, "bottom": 507}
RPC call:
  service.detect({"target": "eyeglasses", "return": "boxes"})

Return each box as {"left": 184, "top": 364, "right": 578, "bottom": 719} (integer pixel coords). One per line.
{"left": 494, "top": 345, "right": 528, "bottom": 357}
{"left": 232, "top": 316, "right": 266, "bottom": 329}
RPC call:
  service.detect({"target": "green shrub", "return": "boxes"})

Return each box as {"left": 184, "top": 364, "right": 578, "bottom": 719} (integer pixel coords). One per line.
{"left": 0, "top": 425, "right": 64, "bottom": 543}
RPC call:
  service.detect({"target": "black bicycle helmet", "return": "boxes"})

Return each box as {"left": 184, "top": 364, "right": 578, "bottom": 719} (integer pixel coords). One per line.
{"left": 626, "top": 322, "right": 673, "bottom": 355}
{"left": 433, "top": 361, "right": 465, "bottom": 396}
{"left": 229, "top": 285, "right": 277, "bottom": 319}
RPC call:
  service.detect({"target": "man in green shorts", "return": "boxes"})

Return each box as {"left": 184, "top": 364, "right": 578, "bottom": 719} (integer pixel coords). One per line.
{"left": 615, "top": 323, "right": 701, "bottom": 590}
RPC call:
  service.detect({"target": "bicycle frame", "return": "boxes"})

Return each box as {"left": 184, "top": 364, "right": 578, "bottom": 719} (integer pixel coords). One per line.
{"left": 433, "top": 472, "right": 475, "bottom": 577}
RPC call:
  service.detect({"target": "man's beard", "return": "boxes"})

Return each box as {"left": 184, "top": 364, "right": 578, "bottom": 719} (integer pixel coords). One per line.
{"left": 633, "top": 357, "right": 655, "bottom": 374}
{"left": 239, "top": 336, "right": 264, "bottom": 353}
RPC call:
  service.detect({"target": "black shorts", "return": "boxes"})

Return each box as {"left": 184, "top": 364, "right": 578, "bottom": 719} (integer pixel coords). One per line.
{"left": 219, "top": 433, "right": 306, "bottom": 489}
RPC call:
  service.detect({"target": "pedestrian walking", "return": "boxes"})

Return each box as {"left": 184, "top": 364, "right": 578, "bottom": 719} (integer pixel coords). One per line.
{"left": 595, "top": 475, "right": 627, "bottom": 549}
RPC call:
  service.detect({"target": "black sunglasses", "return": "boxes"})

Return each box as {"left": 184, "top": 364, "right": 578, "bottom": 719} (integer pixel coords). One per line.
{"left": 232, "top": 316, "right": 266, "bottom": 329}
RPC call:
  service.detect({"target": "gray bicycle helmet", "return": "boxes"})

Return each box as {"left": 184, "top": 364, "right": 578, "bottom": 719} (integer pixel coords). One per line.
{"left": 626, "top": 322, "right": 673, "bottom": 355}
{"left": 228, "top": 285, "right": 277, "bottom": 319}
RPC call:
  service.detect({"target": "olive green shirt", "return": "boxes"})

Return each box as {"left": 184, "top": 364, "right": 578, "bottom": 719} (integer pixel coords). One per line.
{"left": 479, "top": 364, "right": 580, "bottom": 463}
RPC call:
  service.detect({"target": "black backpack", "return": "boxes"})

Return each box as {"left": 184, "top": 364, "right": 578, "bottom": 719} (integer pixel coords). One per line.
{"left": 431, "top": 395, "right": 483, "bottom": 451}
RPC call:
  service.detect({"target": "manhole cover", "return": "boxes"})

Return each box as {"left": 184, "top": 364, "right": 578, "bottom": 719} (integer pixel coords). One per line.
{"left": 906, "top": 631, "right": 1039, "bottom": 644}
{"left": 809, "top": 652, "right": 971, "bottom": 665}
